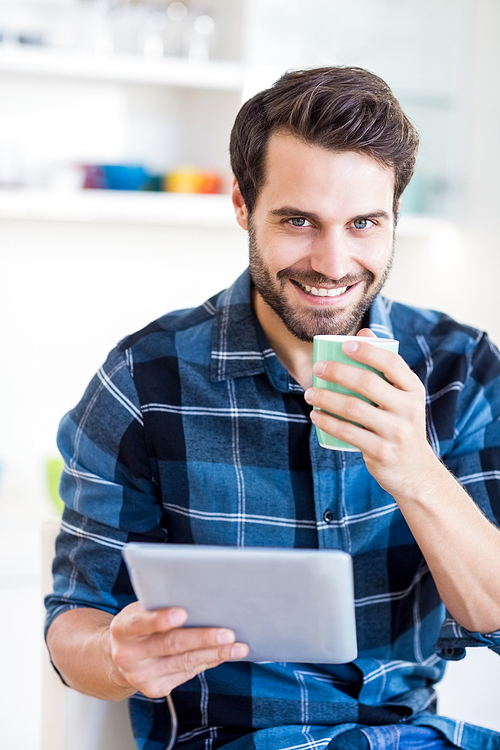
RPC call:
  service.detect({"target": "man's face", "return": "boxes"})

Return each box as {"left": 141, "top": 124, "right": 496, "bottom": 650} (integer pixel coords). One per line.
{"left": 240, "top": 132, "right": 396, "bottom": 341}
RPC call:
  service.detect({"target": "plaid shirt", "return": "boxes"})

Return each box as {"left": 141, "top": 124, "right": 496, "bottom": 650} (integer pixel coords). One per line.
{"left": 45, "top": 269, "right": 500, "bottom": 750}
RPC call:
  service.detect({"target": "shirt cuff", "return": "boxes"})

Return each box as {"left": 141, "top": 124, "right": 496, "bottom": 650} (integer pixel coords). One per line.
{"left": 435, "top": 615, "right": 500, "bottom": 660}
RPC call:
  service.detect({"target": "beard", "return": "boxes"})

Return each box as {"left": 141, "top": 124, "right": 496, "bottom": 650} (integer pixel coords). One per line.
{"left": 248, "top": 221, "right": 394, "bottom": 342}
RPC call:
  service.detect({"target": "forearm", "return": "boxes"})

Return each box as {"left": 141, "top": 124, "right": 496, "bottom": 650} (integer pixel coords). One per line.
{"left": 394, "top": 456, "right": 500, "bottom": 634}
{"left": 46, "top": 608, "right": 135, "bottom": 701}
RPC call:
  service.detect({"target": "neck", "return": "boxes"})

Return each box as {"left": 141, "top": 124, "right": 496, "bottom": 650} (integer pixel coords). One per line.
{"left": 252, "top": 289, "right": 314, "bottom": 390}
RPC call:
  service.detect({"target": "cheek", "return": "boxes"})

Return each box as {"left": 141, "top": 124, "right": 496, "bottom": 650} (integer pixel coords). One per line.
{"left": 259, "top": 233, "right": 305, "bottom": 270}
{"left": 356, "top": 237, "right": 393, "bottom": 275}
{"left": 271, "top": 231, "right": 316, "bottom": 267}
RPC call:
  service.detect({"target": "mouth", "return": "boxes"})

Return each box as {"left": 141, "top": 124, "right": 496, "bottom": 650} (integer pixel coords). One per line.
{"left": 292, "top": 280, "right": 353, "bottom": 298}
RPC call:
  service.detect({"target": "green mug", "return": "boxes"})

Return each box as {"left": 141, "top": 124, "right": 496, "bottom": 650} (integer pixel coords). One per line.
{"left": 312, "top": 335, "right": 399, "bottom": 451}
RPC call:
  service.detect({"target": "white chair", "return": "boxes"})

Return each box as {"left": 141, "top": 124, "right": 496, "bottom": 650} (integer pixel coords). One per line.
{"left": 41, "top": 518, "right": 136, "bottom": 750}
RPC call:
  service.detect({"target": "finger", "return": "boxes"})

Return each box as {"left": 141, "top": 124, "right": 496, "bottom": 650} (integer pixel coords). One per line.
{"left": 123, "top": 641, "right": 249, "bottom": 699}
{"left": 309, "top": 389, "right": 398, "bottom": 442}
{"left": 340, "top": 339, "right": 415, "bottom": 391}
{"left": 156, "top": 641, "right": 249, "bottom": 676}
{"left": 134, "top": 625, "right": 238, "bottom": 660}
{"left": 314, "top": 346, "right": 419, "bottom": 400}
{"left": 309, "top": 406, "right": 385, "bottom": 459}
{"left": 110, "top": 603, "right": 188, "bottom": 640}
{"left": 356, "top": 327, "right": 377, "bottom": 338}
{"left": 311, "top": 360, "right": 396, "bottom": 410}
{"left": 307, "top": 385, "right": 383, "bottom": 443}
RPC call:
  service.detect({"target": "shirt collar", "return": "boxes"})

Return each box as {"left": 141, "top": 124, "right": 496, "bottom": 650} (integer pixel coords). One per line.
{"left": 210, "top": 269, "right": 271, "bottom": 383}
{"left": 210, "top": 268, "right": 395, "bottom": 383}
{"left": 366, "top": 295, "right": 396, "bottom": 340}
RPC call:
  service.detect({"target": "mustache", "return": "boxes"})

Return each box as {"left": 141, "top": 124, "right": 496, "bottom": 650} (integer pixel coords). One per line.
{"left": 276, "top": 267, "right": 374, "bottom": 287}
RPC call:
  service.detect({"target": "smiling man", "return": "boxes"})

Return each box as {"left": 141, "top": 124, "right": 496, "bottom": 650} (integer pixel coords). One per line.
{"left": 46, "top": 68, "right": 500, "bottom": 750}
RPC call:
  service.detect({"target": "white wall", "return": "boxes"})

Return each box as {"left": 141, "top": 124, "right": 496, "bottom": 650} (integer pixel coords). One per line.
{"left": 387, "top": 221, "right": 500, "bottom": 346}
{"left": 0, "top": 218, "right": 248, "bottom": 514}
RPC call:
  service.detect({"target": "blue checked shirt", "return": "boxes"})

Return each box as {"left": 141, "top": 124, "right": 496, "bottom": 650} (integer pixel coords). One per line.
{"left": 45, "top": 269, "right": 500, "bottom": 750}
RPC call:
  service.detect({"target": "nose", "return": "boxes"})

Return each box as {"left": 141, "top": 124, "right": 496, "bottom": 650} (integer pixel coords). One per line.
{"left": 308, "top": 227, "right": 354, "bottom": 281}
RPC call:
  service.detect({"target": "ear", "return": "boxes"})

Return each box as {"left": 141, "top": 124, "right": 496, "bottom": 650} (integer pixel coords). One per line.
{"left": 231, "top": 178, "right": 249, "bottom": 230}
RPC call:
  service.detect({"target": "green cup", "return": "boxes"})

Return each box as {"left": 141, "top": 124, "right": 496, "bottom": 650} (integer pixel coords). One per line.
{"left": 312, "top": 335, "right": 399, "bottom": 451}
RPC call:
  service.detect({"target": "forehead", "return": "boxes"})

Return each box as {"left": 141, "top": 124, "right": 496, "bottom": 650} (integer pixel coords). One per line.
{"left": 258, "top": 132, "right": 395, "bottom": 215}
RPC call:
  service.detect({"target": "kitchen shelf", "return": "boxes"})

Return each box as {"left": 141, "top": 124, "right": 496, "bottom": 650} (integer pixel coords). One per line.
{"left": 0, "top": 43, "right": 246, "bottom": 90}
{"left": 0, "top": 187, "right": 450, "bottom": 236}
{"left": 0, "top": 188, "right": 238, "bottom": 228}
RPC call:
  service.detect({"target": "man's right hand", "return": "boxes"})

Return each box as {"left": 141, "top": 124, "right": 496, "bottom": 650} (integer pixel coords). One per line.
{"left": 46, "top": 603, "right": 249, "bottom": 702}
{"left": 109, "top": 601, "right": 249, "bottom": 699}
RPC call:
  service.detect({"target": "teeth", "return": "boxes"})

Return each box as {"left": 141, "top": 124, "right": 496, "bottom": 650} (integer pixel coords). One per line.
{"left": 301, "top": 283, "right": 348, "bottom": 297}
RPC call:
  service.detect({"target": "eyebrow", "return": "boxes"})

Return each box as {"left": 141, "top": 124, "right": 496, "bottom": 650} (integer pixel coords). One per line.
{"left": 268, "top": 206, "right": 392, "bottom": 222}
{"left": 269, "top": 206, "right": 320, "bottom": 221}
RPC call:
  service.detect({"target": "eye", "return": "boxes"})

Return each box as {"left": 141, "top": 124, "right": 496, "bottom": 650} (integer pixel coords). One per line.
{"left": 352, "top": 218, "right": 374, "bottom": 230}
{"left": 288, "top": 217, "right": 311, "bottom": 227}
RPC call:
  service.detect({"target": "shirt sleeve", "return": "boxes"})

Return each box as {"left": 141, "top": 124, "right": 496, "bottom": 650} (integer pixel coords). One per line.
{"left": 433, "top": 333, "right": 500, "bottom": 657}
{"left": 435, "top": 616, "right": 500, "bottom": 660}
{"left": 44, "top": 345, "right": 167, "bottom": 637}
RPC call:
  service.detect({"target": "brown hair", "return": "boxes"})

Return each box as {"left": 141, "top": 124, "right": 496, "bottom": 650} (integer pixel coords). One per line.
{"left": 229, "top": 66, "right": 419, "bottom": 216}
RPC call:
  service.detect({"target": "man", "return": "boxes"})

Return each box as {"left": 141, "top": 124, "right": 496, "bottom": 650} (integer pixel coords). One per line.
{"left": 46, "top": 67, "right": 500, "bottom": 750}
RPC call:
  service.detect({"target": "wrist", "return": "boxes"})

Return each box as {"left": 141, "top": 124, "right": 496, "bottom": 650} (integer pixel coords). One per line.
{"left": 98, "top": 623, "right": 136, "bottom": 698}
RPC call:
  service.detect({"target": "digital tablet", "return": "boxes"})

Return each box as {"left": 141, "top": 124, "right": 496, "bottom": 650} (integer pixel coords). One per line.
{"left": 122, "top": 544, "right": 357, "bottom": 664}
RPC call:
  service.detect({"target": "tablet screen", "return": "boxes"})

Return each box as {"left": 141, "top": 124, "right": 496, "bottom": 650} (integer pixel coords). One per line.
{"left": 123, "top": 543, "right": 357, "bottom": 664}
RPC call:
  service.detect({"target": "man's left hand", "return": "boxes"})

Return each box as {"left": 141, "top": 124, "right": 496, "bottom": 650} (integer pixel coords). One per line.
{"left": 304, "top": 328, "right": 436, "bottom": 499}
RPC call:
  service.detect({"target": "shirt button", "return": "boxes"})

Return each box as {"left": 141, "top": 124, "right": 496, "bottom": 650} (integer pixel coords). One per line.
{"left": 323, "top": 510, "right": 334, "bottom": 524}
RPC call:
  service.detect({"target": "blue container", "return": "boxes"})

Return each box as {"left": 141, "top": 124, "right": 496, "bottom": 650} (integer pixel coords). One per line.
{"left": 102, "top": 165, "right": 151, "bottom": 191}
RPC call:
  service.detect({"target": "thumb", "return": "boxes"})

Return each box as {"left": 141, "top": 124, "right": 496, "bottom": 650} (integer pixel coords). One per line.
{"left": 357, "top": 328, "right": 377, "bottom": 338}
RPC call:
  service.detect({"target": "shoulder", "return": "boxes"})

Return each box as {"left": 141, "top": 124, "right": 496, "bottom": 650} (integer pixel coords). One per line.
{"left": 116, "top": 292, "right": 221, "bottom": 364}
{"left": 383, "top": 297, "right": 500, "bottom": 378}
{"left": 384, "top": 297, "right": 481, "bottom": 347}
{"left": 113, "top": 270, "right": 253, "bottom": 378}
{"left": 384, "top": 298, "right": 500, "bottom": 434}
{"left": 382, "top": 299, "right": 500, "bottom": 457}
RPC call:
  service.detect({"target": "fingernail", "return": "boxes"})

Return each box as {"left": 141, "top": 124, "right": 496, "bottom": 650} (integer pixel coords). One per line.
{"left": 230, "top": 643, "right": 249, "bottom": 660}
{"left": 313, "top": 360, "right": 326, "bottom": 375}
{"left": 304, "top": 387, "right": 315, "bottom": 403}
{"left": 343, "top": 340, "right": 359, "bottom": 354}
{"left": 217, "top": 629, "right": 235, "bottom": 645}
{"left": 169, "top": 608, "right": 187, "bottom": 627}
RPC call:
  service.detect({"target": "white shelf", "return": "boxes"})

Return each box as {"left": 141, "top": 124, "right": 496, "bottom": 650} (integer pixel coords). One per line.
{"left": 0, "top": 188, "right": 452, "bottom": 236}
{"left": 0, "top": 44, "right": 246, "bottom": 91}
{"left": 0, "top": 189, "right": 238, "bottom": 228}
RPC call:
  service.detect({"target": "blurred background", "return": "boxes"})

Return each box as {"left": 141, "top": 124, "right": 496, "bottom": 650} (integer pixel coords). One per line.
{"left": 1, "top": 1, "right": 500, "bottom": 747}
